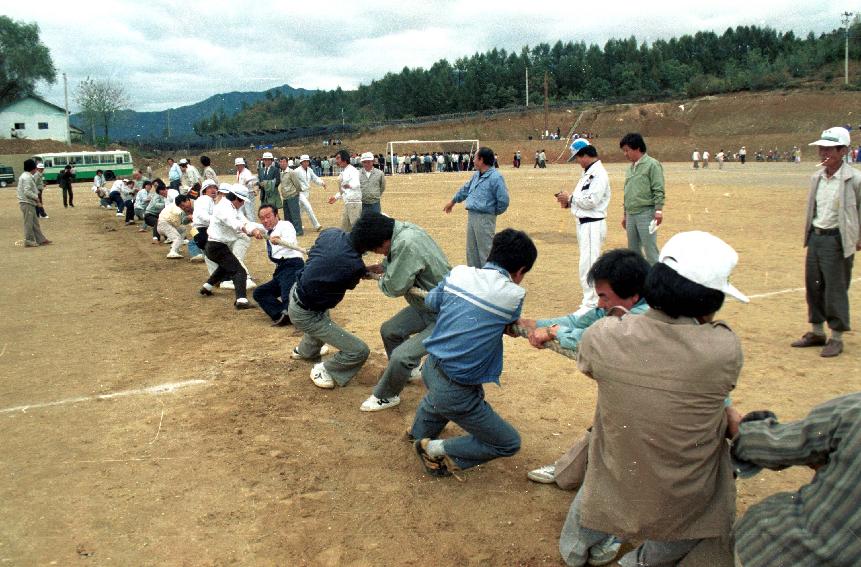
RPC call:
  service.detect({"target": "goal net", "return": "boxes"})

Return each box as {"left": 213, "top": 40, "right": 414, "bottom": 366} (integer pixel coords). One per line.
{"left": 387, "top": 139, "right": 479, "bottom": 173}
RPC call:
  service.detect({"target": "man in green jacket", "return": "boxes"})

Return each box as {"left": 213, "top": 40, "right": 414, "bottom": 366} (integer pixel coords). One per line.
{"left": 351, "top": 211, "right": 451, "bottom": 412}
{"left": 619, "top": 133, "right": 665, "bottom": 264}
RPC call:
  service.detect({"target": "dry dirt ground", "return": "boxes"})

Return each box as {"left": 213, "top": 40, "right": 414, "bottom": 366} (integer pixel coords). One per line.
{"left": 1, "top": 161, "right": 859, "bottom": 566}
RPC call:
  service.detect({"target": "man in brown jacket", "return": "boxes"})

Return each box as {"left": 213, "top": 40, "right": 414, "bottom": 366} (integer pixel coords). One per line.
{"left": 791, "top": 126, "right": 861, "bottom": 357}
{"left": 559, "top": 231, "right": 748, "bottom": 567}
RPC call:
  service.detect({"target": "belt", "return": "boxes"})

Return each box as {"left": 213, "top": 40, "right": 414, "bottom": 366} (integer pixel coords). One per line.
{"left": 811, "top": 227, "right": 840, "bottom": 236}
{"left": 578, "top": 217, "right": 604, "bottom": 225}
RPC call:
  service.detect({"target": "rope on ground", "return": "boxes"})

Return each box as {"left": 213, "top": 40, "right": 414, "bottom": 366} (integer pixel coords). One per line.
{"left": 366, "top": 273, "right": 579, "bottom": 361}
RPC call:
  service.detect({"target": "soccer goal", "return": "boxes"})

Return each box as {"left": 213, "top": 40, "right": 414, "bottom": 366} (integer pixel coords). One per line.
{"left": 386, "top": 139, "right": 479, "bottom": 174}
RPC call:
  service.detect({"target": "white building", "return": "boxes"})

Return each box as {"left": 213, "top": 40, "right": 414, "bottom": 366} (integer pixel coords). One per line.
{"left": 0, "top": 95, "right": 69, "bottom": 143}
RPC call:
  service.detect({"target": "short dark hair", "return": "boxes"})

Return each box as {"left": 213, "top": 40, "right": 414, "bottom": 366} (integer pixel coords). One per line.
{"left": 487, "top": 228, "right": 537, "bottom": 274}
{"left": 174, "top": 194, "right": 191, "bottom": 206}
{"left": 200, "top": 155, "right": 211, "bottom": 167}
{"left": 142, "top": 180, "right": 153, "bottom": 188}
{"left": 258, "top": 203, "right": 278, "bottom": 216}
{"left": 643, "top": 263, "right": 725, "bottom": 319}
{"left": 336, "top": 149, "right": 350, "bottom": 163}
{"left": 96, "top": 169, "right": 103, "bottom": 174}
{"left": 351, "top": 211, "right": 396, "bottom": 253}
{"left": 587, "top": 249, "right": 649, "bottom": 299}
{"left": 23, "top": 158, "right": 36, "bottom": 171}
{"left": 576, "top": 145, "right": 599, "bottom": 158}
{"left": 476, "top": 146, "right": 494, "bottom": 165}
{"left": 153, "top": 178, "right": 167, "bottom": 192}
{"left": 619, "top": 133, "right": 647, "bottom": 153}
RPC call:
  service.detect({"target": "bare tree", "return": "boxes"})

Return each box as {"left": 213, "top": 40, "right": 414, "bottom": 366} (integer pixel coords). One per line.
{"left": 74, "top": 77, "right": 128, "bottom": 144}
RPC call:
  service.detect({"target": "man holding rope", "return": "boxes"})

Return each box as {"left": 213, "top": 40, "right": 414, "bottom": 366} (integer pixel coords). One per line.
{"left": 252, "top": 204, "right": 305, "bottom": 326}
{"left": 350, "top": 212, "right": 451, "bottom": 412}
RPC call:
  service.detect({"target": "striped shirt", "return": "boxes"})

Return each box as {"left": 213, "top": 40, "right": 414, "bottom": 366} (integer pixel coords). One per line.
{"left": 732, "top": 393, "right": 861, "bottom": 566}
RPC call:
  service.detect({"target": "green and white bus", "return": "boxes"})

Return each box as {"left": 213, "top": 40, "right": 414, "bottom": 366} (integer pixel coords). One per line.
{"left": 31, "top": 150, "right": 135, "bottom": 183}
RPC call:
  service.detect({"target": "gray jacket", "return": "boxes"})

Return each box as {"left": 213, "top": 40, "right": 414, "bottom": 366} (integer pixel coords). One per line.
{"left": 804, "top": 163, "right": 861, "bottom": 257}
{"left": 16, "top": 171, "right": 39, "bottom": 206}
{"left": 359, "top": 167, "right": 385, "bottom": 204}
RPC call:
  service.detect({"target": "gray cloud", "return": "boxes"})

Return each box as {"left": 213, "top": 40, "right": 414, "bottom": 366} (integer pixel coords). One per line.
{"left": 8, "top": 0, "right": 845, "bottom": 112}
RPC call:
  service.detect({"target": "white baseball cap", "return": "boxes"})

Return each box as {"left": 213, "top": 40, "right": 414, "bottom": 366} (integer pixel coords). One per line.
{"left": 234, "top": 157, "right": 246, "bottom": 166}
{"left": 201, "top": 179, "right": 217, "bottom": 191}
{"left": 178, "top": 158, "right": 188, "bottom": 165}
{"left": 35, "top": 162, "right": 45, "bottom": 169}
{"left": 809, "top": 126, "right": 850, "bottom": 147}
{"left": 659, "top": 231, "right": 749, "bottom": 303}
{"left": 360, "top": 152, "right": 374, "bottom": 162}
{"left": 230, "top": 183, "right": 251, "bottom": 202}
{"left": 262, "top": 151, "right": 274, "bottom": 159}
{"left": 299, "top": 154, "right": 310, "bottom": 162}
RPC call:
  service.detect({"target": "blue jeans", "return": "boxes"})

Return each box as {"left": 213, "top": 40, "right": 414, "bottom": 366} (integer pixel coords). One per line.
{"left": 187, "top": 238, "right": 202, "bottom": 258}
{"left": 253, "top": 258, "right": 304, "bottom": 321}
{"left": 362, "top": 202, "right": 381, "bottom": 216}
{"left": 410, "top": 355, "right": 520, "bottom": 470}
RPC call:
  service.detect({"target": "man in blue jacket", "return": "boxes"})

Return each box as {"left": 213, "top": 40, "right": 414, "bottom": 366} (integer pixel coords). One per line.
{"left": 443, "top": 146, "right": 509, "bottom": 267}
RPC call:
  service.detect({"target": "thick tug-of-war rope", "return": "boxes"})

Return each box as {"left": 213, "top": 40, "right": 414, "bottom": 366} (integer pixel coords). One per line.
{"left": 366, "top": 273, "right": 579, "bottom": 361}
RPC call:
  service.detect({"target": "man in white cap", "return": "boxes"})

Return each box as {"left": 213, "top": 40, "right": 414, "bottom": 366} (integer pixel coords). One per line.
{"left": 359, "top": 151, "right": 386, "bottom": 215}
{"left": 257, "top": 151, "right": 281, "bottom": 211}
{"left": 199, "top": 184, "right": 264, "bottom": 308}
{"left": 179, "top": 158, "right": 200, "bottom": 194}
{"left": 234, "top": 157, "right": 258, "bottom": 220}
{"left": 290, "top": 154, "right": 324, "bottom": 231}
{"left": 278, "top": 156, "right": 304, "bottom": 236}
{"left": 328, "top": 149, "right": 362, "bottom": 232}
{"left": 556, "top": 139, "right": 611, "bottom": 314}
{"left": 34, "top": 161, "right": 48, "bottom": 219}
{"left": 16, "top": 159, "right": 51, "bottom": 247}
{"left": 559, "top": 231, "right": 747, "bottom": 567}
{"left": 791, "top": 126, "right": 861, "bottom": 357}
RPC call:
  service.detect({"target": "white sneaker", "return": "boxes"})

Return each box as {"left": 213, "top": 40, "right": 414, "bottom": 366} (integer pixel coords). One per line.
{"left": 360, "top": 394, "right": 401, "bottom": 412}
{"left": 587, "top": 536, "right": 622, "bottom": 566}
{"left": 166, "top": 251, "right": 183, "bottom": 259}
{"left": 409, "top": 366, "right": 422, "bottom": 381}
{"left": 246, "top": 278, "right": 257, "bottom": 290}
{"left": 189, "top": 254, "right": 204, "bottom": 262}
{"left": 527, "top": 464, "right": 556, "bottom": 484}
{"left": 220, "top": 281, "right": 235, "bottom": 289}
{"left": 115, "top": 212, "right": 124, "bottom": 216}
{"left": 310, "top": 362, "right": 335, "bottom": 389}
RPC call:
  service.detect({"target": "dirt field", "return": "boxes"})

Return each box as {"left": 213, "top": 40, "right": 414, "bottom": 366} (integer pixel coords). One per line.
{"left": 1, "top": 161, "right": 859, "bottom": 566}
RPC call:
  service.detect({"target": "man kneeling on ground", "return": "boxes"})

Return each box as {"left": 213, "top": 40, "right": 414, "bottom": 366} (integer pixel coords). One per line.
{"left": 517, "top": 248, "right": 650, "bottom": 488}
{"left": 411, "top": 229, "right": 537, "bottom": 477}
{"left": 252, "top": 204, "right": 305, "bottom": 326}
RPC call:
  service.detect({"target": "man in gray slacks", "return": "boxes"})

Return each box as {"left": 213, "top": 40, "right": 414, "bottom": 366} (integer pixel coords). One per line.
{"left": 17, "top": 159, "right": 51, "bottom": 248}
{"left": 443, "top": 147, "right": 509, "bottom": 267}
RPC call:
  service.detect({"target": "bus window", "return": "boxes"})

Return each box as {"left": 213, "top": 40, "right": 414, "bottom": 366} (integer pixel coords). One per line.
{"left": 85, "top": 155, "right": 99, "bottom": 164}
{"left": 54, "top": 156, "right": 67, "bottom": 166}
{"left": 115, "top": 155, "right": 123, "bottom": 164}
{"left": 71, "top": 155, "right": 83, "bottom": 164}
{"left": 99, "top": 154, "right": 111, "bottom": 164}
{"left": 124, "top": 153, "right": 131, "bottom": 163}
{"left": 44, "top": 159, "right": 53, "bottom": 168}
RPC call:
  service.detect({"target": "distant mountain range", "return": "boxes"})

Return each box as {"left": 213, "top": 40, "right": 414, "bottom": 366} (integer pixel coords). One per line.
{"left": 70, "top": 84, "right": 314, "bottom": 142}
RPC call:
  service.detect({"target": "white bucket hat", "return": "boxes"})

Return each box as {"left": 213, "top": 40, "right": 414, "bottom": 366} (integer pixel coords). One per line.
{"left": 261, "top": 151, "right": 274, "bottom": 159}
{"left": 360, "top": 152, "right": 374, "bottom": 162}
{"left": 299, "top": 154, "right": 311, "bottom": 162}
{"left": 234, "top": 157, "right": 246, "bottom": 166}
{"left": 218, "top": 182, "right": 233, "bottom": 194}
{"left": 229, "top": 183, "right": 251, "bottom": 202}
{"left": 201, "top": 179, "right": 218, "bottom": 191}
{"left": 178, "top": 158, "right": 188, "bottom": 165}
{"left": 809, "top": 126, "right": 850, "bottom": 147}
{"left": 659, "top": 231, "right": 749, "bottom": 303}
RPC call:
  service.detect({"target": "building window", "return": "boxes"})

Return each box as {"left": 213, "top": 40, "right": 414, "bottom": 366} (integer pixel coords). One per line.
{"left": 14, "top": 123, "right": 24, "bottom": 129}
{"left": 38, "top": 122, "right": 48, "bottom": 130}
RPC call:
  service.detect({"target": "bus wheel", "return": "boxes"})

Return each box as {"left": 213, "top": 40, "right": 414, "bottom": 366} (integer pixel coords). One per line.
{"left": 105, "top": 171, "right": 115, "bottom": 181}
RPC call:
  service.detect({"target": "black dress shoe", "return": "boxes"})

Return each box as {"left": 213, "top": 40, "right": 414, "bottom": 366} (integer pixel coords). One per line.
{"left": 271, "top": 312, "right": 291, "bottom": 326}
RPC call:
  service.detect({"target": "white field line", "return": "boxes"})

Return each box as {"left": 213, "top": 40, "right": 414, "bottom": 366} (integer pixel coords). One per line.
{"left": 747, "top": 277, "right": 861, "bottom": 300}
{"left": 0, "top": 379, "right": 208, "bottom": 415}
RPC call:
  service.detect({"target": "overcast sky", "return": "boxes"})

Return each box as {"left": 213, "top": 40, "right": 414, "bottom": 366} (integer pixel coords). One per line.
{"left": 8, "top": 0, "right": 853, "bottom": 113}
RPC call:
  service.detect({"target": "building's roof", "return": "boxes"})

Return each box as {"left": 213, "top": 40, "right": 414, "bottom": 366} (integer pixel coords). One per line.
{"left": 0, "top": 94, "right": 67, "bottom": 115}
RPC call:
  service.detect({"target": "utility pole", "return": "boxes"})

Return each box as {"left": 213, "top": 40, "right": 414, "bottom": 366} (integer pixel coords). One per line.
{"left": 543, "top": 71, "right": 549, "bottom": 133}
{"left": 63, "top": 72, "right": 71, "bottom": 146}
{"left": 843, "top": 11, "right": 854, "bottom": 85}
{"left": 341, "top": 107, "right": 345, "bottom": 126}
{"left": 167, "top": 108, "right": 171, "bottom": 138}
{"left": 525, "top": 68, "right": 529, "bottom": 107}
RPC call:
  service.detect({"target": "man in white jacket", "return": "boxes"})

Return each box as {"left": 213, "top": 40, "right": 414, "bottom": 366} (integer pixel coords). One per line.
{"left": 199, "top": 184, "right": 264, "bottom": 309}
{"left": 556, "top": 140, "right": 611, "bottom": 314}
{"left": 328, "top": 149, "right": 362, "bottom": 231}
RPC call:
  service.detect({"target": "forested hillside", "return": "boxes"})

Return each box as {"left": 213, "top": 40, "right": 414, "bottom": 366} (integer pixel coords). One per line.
{"left": 196, "top": 23, "right": 861, "bottom": 134}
